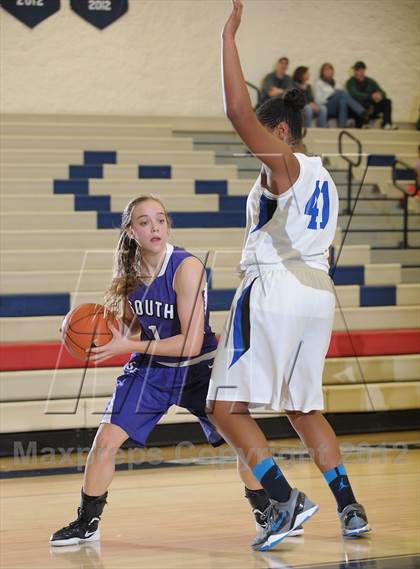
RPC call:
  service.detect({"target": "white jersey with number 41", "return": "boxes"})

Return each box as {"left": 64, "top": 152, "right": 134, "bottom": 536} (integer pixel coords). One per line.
{"left": 239, "top": 152, "right": 339, "bottom": 274}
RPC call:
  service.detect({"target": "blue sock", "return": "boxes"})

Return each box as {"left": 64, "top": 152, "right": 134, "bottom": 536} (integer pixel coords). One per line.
{"left": 323, "top": 463, "right": 356, "bottom": 512}
{"left": 252, "top": 457, "right": 292, "bottom": 503}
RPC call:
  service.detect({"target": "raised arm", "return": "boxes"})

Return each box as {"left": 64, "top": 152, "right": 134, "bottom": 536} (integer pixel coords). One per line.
{"left": 222, "top": 0, "right": 299, "bottom": 193}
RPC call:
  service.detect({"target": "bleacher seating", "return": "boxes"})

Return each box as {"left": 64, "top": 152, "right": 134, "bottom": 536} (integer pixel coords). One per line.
{"left": 0, "top": 115, "right": 419, "bottom": 437}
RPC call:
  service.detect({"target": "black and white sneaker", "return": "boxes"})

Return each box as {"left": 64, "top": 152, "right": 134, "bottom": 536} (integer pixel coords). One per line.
{"left": 50, "top": 508, "right": 101, "bottom": 546}
{"left": 50, "top": 490, "right": 107, "bottom": 547}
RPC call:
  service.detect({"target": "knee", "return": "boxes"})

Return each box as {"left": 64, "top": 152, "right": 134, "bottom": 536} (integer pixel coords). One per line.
{"left": 210, "top": 400, "right": 249, "bottom": 429}
{"left": 92, "top": 430, "right": 121, "bottom": 455}
{"left": 207, "top": 400, "right": 225, "bottom": 428}
{"left": 285, "top": 409, "right": 318, "bottom": 425}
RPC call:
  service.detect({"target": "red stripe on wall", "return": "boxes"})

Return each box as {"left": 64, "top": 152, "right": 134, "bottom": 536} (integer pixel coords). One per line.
{"left": 0, "top": 329, "right": 419, "bottom": 372}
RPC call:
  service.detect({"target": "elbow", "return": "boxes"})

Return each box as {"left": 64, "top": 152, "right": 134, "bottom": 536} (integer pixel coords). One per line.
{"left": 189, "top": 344, "right": 203, "bottom": 358}
{"left": 185, "top": 337, "right": 204, "bottom": 358}
{"left": 226, "top": 107, "right": 241, "bottom": 122}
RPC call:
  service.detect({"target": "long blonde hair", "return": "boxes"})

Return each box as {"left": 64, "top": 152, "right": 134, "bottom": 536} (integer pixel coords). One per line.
{"left": 104, "top": 195, "right": 171, "bottom": 316}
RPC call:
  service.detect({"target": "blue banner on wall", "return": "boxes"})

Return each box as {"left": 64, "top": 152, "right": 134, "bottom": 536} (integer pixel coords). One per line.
{"left": 71, "top": 0, "right": 128, "bottom": 29}
{"left": 1, "top": 0, "right": 60, "bottom": 28}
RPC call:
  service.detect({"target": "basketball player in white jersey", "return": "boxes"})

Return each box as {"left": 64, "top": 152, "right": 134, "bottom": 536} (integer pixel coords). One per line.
{"left": 207, "top": 0, "right": 370, "bottom": 551}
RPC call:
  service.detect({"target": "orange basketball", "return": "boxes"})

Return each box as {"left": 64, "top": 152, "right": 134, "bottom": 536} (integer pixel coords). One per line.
{"left": 61, "top": 303, "right": 119, "bottom": 361}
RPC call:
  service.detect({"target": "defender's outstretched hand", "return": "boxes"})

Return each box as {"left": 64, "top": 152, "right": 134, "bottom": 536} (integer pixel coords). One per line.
{"left": 223, "top": 0, "right": 243, "bottom": 38}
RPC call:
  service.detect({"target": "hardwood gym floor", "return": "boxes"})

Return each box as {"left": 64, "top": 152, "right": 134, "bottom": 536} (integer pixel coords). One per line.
{"left": 1, "top": 432, "right": 419, "bottom": 569}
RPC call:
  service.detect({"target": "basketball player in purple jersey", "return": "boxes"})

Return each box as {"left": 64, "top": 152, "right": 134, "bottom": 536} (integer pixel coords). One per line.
{"left": 50, "top": 196, "right": 222, "bottom": 546}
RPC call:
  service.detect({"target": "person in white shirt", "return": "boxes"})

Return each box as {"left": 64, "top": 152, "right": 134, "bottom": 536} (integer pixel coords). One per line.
{"left": 314, "top": 63, "right": 367, "bottom": 128}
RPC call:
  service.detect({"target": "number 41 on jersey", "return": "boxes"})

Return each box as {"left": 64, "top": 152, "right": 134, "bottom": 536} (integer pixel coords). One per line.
{"left": 304, "top": 180, "right": 330, "bottom": 230}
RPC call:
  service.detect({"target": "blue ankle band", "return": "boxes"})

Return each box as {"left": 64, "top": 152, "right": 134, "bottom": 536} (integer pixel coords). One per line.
{"left": 337, "top": 464, "right": 346, "bottom": 476}
{"left": 252, "top": 457, "right": 275, "bottom": 482}
{"left": 324, "top": 463, "right": 347, "bottom": 484}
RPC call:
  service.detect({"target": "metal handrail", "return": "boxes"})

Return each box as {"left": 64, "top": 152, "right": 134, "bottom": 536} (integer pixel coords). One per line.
{"left": 392, "top": 158, "right": 417, "bottom": 194}
{"left": 245, "top": 81, "right": 262, "bottom": 110}
{"left": 392, "top": 158, "right": 418, "bottom": 248}
{"left": 337, "top": 130, "right": 363, "bottom": 214}
{"left": 338, "top": 130, "right": 363, "bottom": 168}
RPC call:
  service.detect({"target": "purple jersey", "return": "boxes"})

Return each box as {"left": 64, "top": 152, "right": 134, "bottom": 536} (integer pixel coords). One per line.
{"left": 127, "top": 244, "right": 217, "bottom": 366}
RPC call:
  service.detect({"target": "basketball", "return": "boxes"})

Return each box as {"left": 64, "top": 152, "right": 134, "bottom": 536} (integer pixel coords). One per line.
{"left": 61, "top": 303, "right": 119, "bottom": 361}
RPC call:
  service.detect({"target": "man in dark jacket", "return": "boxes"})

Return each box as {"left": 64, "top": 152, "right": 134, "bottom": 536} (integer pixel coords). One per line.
{"left": 260, "top": 57, "right": 294, "bottom": 105}
{"left": 346, "top": 61, "right": 397, "bottom": 129}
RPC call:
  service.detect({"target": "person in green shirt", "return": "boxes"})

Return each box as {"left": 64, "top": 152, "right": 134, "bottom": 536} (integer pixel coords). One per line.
{"left": 346, "top": 61, "right": 397, "bottom": 129}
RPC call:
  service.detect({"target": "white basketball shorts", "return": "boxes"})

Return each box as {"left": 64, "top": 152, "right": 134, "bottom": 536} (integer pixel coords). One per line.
{"left": 207, "top": 265, "right": 335, "bottom": 412}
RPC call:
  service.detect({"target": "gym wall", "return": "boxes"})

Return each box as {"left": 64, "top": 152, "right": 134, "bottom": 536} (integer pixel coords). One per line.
{"left": 1, "top": 0, "right": 418, "bottom": 122}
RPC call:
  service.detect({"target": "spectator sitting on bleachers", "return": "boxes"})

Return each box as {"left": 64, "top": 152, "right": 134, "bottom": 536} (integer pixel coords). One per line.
{"left": 292, "top": 66, "right": 327, "bottom": 128}
{"left": 314, "top": 63, "right": 369, "bottom": 128}
{"left": 260, "top": 57, "right": 293, "bottom": 104}
{"left": 346, "top": 61, "right": 397, "bottom": 129}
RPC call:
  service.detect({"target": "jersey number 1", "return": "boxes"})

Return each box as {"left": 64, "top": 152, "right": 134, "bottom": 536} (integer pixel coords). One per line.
{"left": 304, "top": 180, "right": 330, "bottom": 230}
{"left": 148, "top": 325, "right": 161, "bottom": 340}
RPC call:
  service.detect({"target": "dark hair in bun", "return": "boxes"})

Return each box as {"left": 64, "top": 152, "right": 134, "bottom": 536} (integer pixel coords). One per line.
{"left": 283, "top": 88, "right": 306, "bottom": 112}
{"left": 256, "top": 88, "right": 305, "bottom": 144}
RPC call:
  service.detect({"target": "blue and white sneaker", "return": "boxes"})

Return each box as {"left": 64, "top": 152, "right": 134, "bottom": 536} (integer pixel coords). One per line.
{"left": 339, "top": 503, "right": 371, "bottom": 537}
{"left": 251, "top": 488, "right": 318, "bottom": 551}
{"left": 255, "top": 517, "right": 304, "bottom": 537}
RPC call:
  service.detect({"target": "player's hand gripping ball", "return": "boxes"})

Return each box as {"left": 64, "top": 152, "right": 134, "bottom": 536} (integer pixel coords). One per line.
{"left": 61, "top": 303, "right": 119, "bottom": 361}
